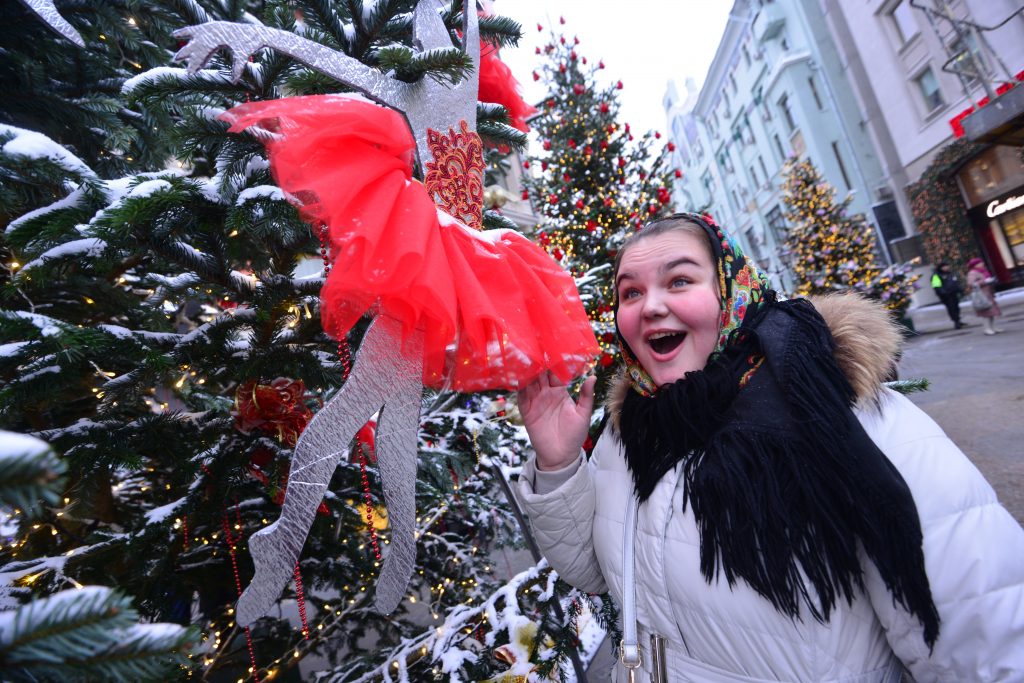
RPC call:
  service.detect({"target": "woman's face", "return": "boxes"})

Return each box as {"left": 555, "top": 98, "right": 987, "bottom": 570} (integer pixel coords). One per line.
{"left": 615, "top": 230, "right": 722, "bottom": 386}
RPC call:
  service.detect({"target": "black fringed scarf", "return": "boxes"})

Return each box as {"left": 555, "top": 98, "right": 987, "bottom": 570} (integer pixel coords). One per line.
{"left": 615, "top": 213, "right": 940, "bottom": 648}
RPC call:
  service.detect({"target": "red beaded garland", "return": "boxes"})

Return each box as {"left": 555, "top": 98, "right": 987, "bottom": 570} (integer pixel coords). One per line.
{"left": 222, "top": 506, "right": 260, "bottom": 682}
{"left": 293, "top": 561, "right": 310, "bottom": 640}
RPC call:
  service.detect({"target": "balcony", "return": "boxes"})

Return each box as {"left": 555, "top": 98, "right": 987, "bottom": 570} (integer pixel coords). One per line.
{"left": 753, "top": 3, "right": 786, "bottom": 44}
{"left": 962, "top": 82, "right": 1024, "bottom": 146}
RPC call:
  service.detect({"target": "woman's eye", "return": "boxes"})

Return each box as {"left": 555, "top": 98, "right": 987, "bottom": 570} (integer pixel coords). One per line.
{"left": 621, "top": 288, "right": 641, "bottom": 300}
{"left": 670, "top": 277, "right": 690, "bottom": 288}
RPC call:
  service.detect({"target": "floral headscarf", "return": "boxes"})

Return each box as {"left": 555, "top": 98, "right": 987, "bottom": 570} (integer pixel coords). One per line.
{"left": 617, "top": 212, "right": 771, "bottom": 396}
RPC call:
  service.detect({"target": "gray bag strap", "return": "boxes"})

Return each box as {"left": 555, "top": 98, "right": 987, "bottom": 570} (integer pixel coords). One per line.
{"left": 620, "top": 492, "right": 642, "bottom": 672}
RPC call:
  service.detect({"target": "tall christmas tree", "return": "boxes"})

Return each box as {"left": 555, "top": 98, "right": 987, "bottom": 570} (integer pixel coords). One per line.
{"left": 522, "top": 20, "right": 676, "bottom": 385}
{"left": 780, "top": 157, "right": 918, "bottom": 313}
{"left": 0, "top": 2, "right": 605, "bottom": 681}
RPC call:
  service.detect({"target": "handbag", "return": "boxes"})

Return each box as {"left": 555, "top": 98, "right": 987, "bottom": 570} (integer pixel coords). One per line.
{"left": 970, "top": 287, "right": 993, "bottom": 311}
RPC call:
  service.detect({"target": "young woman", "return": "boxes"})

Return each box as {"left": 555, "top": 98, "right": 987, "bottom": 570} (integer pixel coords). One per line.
{"left": 516, "top": 213, "right": 1024, "bottom": 682}
{"left": 966, "top": 257, "right": 1004, "bottom": 335}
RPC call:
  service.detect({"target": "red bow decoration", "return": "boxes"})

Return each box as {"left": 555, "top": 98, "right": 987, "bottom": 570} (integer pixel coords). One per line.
{"left": 233, "top": 378, "right": 315, "bottom": 447}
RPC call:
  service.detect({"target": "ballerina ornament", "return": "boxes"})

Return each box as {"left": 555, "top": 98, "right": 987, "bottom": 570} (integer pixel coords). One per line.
{"left": 174, "top": 4, "right": 598, "bottom": 623}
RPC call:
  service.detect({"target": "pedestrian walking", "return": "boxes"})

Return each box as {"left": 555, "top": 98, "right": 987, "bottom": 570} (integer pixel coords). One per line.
{"left": 516, "top": 213, "right": 1024, "bottom": 682}
{"left": 966, "top": 257, "right": 1004, "bottom": 335}
{"left": 930, "top": 262, "right": 965, "bottom": 329}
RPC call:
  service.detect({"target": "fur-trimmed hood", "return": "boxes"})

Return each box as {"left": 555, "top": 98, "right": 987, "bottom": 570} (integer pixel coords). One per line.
{"left": 605, "top": 293, "right": 903, "bottom": 433}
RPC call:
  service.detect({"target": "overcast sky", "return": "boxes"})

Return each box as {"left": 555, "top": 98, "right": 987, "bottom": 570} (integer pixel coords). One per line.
{"left": 496, "top": 1, "right": 737, "bottom": 139}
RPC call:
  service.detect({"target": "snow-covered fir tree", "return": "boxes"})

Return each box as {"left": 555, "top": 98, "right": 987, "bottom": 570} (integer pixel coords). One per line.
{"left": 522, "top": 20, "right": 676, "bottom": 388}
{"left": 0, "top": 2, "right": 610, "bottom": 680}
{"left": 780, "top": 157, "right": 918, "bottom": 314}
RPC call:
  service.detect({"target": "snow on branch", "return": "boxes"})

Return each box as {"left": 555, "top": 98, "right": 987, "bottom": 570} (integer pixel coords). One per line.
{"left": 17, "top": 238, "right": 107, "bottom": 273}
{"left": 0, "top": 124, "right": 96, "bottom": 180}
{"left": 121, "top": 66, "right": 231, "bottom": 95}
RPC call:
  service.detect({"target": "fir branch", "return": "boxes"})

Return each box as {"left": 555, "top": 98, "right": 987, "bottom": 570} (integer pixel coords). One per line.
{"left": 0, "top": 586, "right": 193, "bottom": 683}
{"left": 375, "top": 46, "right": 473, "bottom": 85}
{"left": 482, "top": 210, "right": 517, "bottom": 231}
{"left": 478, "top": 15, "right": 522, "bottom": 49}
{"left": 299, "top": 0, "right": 351, "bottom": 51}
{"left": 476, "top": 119, "right": 527, "bottom": 151}
{"left": 0, "top": 431, "right": 65, "bottom": 516}
{"left": 885, "top": 377, "right": 930, "bottom": 395}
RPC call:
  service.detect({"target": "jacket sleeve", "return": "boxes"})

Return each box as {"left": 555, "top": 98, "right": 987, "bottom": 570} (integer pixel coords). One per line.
{"left": 859, "top": 391, "right": 1024, "bottom": 682}
{"left": 515, "top": 448, "right": 608, "bottom": 594}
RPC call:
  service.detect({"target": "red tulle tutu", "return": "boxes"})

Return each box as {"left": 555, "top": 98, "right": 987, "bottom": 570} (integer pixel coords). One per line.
{"left": 221, "top": 95, "right": 597, "bottom": 391}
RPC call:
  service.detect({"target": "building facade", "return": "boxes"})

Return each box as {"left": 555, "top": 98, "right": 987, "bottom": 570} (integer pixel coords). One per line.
{"left": 819, "top": 0, "right": 1024, "bottom": 283}
{"left": 665, "top": 0, "right": 891, "bottom": 292}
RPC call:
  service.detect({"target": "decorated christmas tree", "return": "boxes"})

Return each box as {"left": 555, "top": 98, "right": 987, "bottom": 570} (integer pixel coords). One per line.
{"left": 1, "top": 2, "right": 607, "bottom": 681}
{"left": 522, "top": 19, "right": 677, "bottom": 384}
{"left": 780, "top": 157, "right": 918, "bottom": 313}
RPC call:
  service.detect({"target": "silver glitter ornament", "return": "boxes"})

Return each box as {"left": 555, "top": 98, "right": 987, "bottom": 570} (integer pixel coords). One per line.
{"left": 17, "top": 0, "right": 85, "bottom": 47}
{"left": 237, "top": 316, "right": 422, "bottom": 622}
{"left": 174, "top": 2, "right": 484, "bottom": 621}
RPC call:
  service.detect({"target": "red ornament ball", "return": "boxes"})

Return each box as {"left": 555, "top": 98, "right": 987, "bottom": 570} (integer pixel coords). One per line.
{"left": 573, "top": 83, "right": 585, "bottom": 95}
{"left": 616, "top": 80, "right": 623, "bottom": 89}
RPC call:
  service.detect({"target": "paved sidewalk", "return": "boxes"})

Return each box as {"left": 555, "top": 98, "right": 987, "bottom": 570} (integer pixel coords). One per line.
{"left": 906, "top": 286, "right": 1024, "bottom": 335}
{"left": 900, "top": 293, "right": 1024, "bottom": 524}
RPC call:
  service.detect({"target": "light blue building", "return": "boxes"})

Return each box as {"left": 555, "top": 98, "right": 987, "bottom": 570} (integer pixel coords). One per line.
{"left": 665, "top": 0, "right": 892, "bottom": 292}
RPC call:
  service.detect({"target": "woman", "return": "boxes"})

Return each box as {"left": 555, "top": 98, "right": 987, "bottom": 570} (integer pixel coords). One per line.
{"left": 966, "top": 257, "right": 1004, "bottom": 335}
{"left": 516, "top": 214, "right": 1024, "bottom": 682}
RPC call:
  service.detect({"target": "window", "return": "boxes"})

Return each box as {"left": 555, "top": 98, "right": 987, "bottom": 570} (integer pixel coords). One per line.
{"left": 778, "top": 94, "right": 796, "bottom": 131}
{"left": 732, "top": 188, "right": 743, "bottom": 210}
{"left": 730, "top": 73, "right": 738, "bottom": 92}
{"left": 758, "top": 155, "right": 770, "bottom": 185}
{"left": 890, "top": 1, "right": 919, "bottom": 44}
{"left": 808, "top": 76, "right": 823, "bottom": 110}
{"left": 915, "top": 67, "right": 944, "bottom": 112}
{"left": 720, "top": 151, "right": 734, "bottom": 173}
{"left": 742, "top": 45, "right": 752, "bottom": 67}
{"left": 832, "top": 142, "right": 851, "bottom": 190}
{"left": 773, "top": 134, "right": 787, "bottom": 162}
{"left": 766, "top": 205, "right": 787, "bottom": 242}
{"left": 749, "top": 165, "right": 760, "bottom": 187}
{"left": 950, "top": 34, "right": 986, "bottom": 83}
{"left": 702, "top": 171, "right": 714, "bottom": 194}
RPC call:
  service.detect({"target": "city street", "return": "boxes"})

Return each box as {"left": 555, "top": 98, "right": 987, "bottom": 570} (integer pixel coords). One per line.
{"left": 901, "top": 295, "right": 1024, "bottom": 524}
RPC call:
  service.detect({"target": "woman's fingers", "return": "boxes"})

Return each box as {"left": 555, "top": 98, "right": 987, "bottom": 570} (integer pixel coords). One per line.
{"left": 576, "top": 374, "right": 597, "bottom": 418}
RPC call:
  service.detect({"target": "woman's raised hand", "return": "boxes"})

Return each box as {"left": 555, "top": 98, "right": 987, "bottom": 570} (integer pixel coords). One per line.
{"left": 517, "top": 372, "right": 597, "bottom": 471}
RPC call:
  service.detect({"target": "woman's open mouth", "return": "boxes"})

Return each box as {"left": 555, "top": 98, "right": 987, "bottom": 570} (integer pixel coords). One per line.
{"left": 647, "top": 331, "right": 685, "bottom": 356}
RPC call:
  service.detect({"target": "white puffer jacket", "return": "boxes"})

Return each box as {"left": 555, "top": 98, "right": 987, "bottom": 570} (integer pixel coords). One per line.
{"left": 516, "top": 297, "right": 1024, "bottom": 682}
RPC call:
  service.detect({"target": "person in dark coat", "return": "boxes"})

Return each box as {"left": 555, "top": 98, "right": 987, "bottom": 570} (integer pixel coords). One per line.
{"left": 931, "top": 262, "right": 964, "bottom": 329}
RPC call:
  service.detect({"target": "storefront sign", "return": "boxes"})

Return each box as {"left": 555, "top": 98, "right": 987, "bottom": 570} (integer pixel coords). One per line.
{"left": 986, "top": 193, "right": 1024, "bottom": 218}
